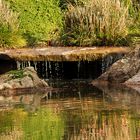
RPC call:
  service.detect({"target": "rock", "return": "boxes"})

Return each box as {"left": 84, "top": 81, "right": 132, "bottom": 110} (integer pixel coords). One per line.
{"left": 125, "top": 70, "right": 140, "bottom": 85}
{"left": 0, "top": 67, "right": 48, "bottom": 90}
{"left": 123, "top": 70, "right": 140, "bottom": 93}
{"left": 93, "top": 45, "right": 140, "bottom": 84}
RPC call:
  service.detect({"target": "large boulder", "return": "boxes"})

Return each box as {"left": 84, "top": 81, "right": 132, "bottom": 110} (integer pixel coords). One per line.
{"left": 93, "top": 45, "right": 140, "bottom": 83}
{"left": 0, "top": 67, "right": 48, "bottom": 90}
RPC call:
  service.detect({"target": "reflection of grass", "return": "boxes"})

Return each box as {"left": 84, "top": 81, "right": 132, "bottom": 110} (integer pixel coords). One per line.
{"left": 64, "top": 109, "right": 140, "bottom": 140}
{"left": 60, "top": 97, "right": 140, "bottom": 140}
{"left": 0, "top": 107, "right": 64, "bottom": 140}
{"left": 0, "top": 109, "right": 27, "bottom": 140}
{"left": 22, "top": 107, "right": 64, "bottom": 140}
{"left": 0, "top": 110, "right": 14, "bottom": 134}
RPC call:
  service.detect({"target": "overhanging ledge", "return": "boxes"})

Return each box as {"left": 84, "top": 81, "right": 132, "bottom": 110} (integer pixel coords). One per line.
{"left": 0, "top": 47, "right": 130, "bottom": 61}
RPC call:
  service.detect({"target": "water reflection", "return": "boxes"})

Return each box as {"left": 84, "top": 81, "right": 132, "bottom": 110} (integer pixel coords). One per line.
{"left": 0, "top": 80, "right": 140, "bottom": 140}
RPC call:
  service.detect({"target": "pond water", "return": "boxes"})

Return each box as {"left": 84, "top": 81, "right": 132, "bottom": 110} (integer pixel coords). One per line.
{"left": 0, "top": 80, "right": 140, "bottom": 140}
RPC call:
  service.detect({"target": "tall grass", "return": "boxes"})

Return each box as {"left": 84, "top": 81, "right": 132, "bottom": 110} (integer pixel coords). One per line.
{"left": 128, "top": 0, "right": 140, "bottom": 44}
{"left": 0, "top": 0, "right": 26, "bottom": 48}
{"left": 62, "top": 0, "right": 131, "bottom": 46}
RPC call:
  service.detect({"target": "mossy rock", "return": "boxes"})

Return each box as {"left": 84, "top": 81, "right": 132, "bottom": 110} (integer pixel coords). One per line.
{"left": 0, "top": 67, "right": 49, "bottom": 91}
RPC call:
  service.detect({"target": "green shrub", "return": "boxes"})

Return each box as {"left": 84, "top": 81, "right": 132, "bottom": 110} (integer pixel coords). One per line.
{"left": 5, "top": 0, "right": 63, "bottom": 45}
{"left": 0, "top": 1, "right": 26, "bottom": 48}
{"left": 61, "top": 0, "right": 132, "bottom": 46}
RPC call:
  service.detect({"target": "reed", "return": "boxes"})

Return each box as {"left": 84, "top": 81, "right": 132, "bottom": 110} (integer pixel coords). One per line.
{"left": 62, "top": 0, "right": 131, "bottom": 46}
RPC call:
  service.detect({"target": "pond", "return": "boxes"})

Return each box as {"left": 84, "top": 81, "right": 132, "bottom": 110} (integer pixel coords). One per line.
{"left": 0, "top": 80, "right": 140, "bottom": 140}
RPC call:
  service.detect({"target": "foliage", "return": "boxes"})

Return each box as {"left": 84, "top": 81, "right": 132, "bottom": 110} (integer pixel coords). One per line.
{"left": 5, "top": 0, "right": 63, "bottom": 45}
{"left": 61, "top": 0, "right": 132, "bottom": 46}
{"left": 0, "top": 1, "right": 26, "bottom": 48}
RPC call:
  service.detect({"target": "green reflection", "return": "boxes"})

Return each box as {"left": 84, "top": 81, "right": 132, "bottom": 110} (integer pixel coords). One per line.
{"left": 22, "top": 108, "right": 64, "bottom": 140}
{"left": 0, "top": 108, "right": 64, "bottom": 140}
{"left": 0, "top": 111, "right": 14, "bottom": 134}
{"left": 0, "top": 109, "right": 27, "bottom": 140}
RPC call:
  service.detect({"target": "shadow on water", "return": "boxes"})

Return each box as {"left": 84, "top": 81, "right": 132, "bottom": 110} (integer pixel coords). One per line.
{"left": 0, "top": 80, "right": 140, "bottom": 140}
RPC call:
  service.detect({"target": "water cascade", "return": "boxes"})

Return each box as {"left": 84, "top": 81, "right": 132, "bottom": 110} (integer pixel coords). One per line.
{"left": 101, "top": 53, "right": 123, "bottom": 73}
{"left": 15, "top": 53, "right": 124, "bottom": 80}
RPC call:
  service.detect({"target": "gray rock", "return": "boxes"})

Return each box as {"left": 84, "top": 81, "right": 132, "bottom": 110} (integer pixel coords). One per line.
{"left": 93, "top": 45, "right": 140, "bottom": 83}
{"left": 0, "top": 67, "right": 48, "bottom": 90}
{"left": 125, "top": 70, "right": 140, "bottom": 85}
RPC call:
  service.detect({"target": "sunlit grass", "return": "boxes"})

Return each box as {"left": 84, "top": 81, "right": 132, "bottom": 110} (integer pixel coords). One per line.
{"left": 62, "top": 0, "right": 132, "bottom": 46}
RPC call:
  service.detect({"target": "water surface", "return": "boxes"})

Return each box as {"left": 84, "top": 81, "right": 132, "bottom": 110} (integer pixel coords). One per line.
{"left": 0, "top": 80, "right": 140, "bottom": 140}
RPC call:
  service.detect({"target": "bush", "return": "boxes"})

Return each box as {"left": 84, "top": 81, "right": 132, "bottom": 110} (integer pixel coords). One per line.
{"left": 61, "top": 0, "right": 131, "bottom": 46}
{"left": 0, "top": 1, "right": 26, "bottom": 48}
{"left": 5, "top": 0, "right": 63, "bottom": 45}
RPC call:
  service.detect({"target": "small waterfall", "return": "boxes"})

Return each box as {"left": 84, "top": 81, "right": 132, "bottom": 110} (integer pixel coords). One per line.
{"left": 28, "top": 61, "right": 31, "bottom": 67}
{"left": 16, "top": 61, "right": 21, "bottom": 70}
{"left": 77, "top": 61, "right": 81, "bottom": 79}
{"left": 48, "top": 61, "right": 52, "bottom": 78}
{"left": 101, "top": 53, "right": 124, "bottom": 73}
{"left": 33, "top": 62, "right": 37, "bottom": 71}
{"left": 15, "top": 53, "right": 124, "bottom": 79}
{"left": 16, "top": 61, "right": 32, "bottom": 70}
{"left": 45, "top": 61, "right": 48, "bottom": 78}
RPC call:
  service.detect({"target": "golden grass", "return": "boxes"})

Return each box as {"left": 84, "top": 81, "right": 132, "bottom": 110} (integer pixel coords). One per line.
{"left": 63, "top": 0, "right": 131, "bottom": 46}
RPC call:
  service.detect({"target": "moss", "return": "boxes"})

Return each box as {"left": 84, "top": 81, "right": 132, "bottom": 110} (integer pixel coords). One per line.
{"left": 8, "top": 70, "right": 27, "bottom": 79}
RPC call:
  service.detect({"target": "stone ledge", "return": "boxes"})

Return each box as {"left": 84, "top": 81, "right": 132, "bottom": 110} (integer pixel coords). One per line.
{"left": 0, "top": 47, "right": 129, "bottom": 61}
